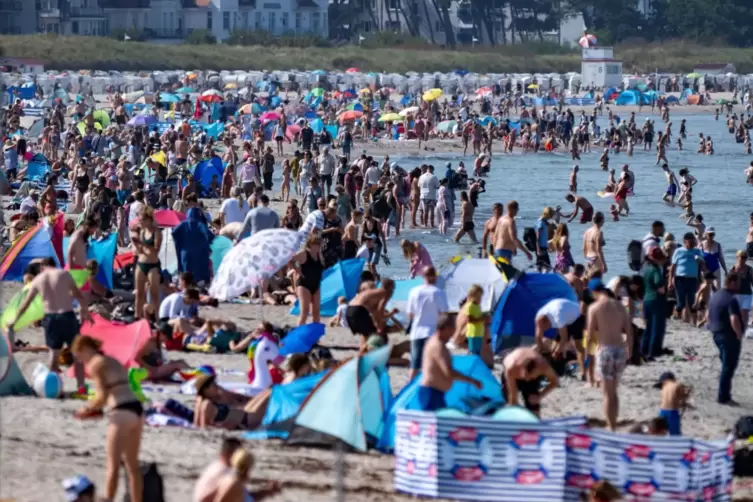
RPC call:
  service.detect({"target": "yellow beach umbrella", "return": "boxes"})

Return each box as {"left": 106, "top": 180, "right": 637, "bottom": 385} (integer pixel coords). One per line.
{"left": 378, "top": 113, "right": 402, "bottom": 122}
{"left": 423, "top": 88, "right": 443, "bottom": 101}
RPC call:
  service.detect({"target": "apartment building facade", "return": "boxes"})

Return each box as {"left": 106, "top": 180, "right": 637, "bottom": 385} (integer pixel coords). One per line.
{"left": 33, "top": 0, "right": 329, "bottom": 40}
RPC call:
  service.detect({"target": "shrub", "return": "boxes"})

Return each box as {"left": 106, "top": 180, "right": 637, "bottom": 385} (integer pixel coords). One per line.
{"left": 184, "top": 29, "right": 216, "bottom": 45}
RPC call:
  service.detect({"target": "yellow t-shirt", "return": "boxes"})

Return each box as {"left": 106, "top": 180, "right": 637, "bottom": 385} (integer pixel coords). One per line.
{"left": 464, "top": 302, "right": 484, "bottom": 339}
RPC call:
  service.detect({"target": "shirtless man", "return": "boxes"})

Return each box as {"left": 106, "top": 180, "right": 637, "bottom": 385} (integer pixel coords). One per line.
{"left": 67, "top": 217, "right": 98, "bottom": 269}
{"left": 345, "top": 278, "right": 396, "bottom": 350}
{"left": 482, "top": 203, "right": 503, "bottom": 256}
{"left": 585, "top": 283, "right": 633, "bottom": 431}
{"left": 419, "top": 313, "right": 482, "bottom": 411}
{"left": 175, "top": 133, "right": 189, "bottom": 166}
{"left": 661, "top": 163, "right": 678, "bottom": 205}
{"left": 502, "top": 347, "right": 560, "bottom": 417}
{"left": 563, "top": 194, "right": 594, "bottom": 224}
{"left": 583, "top": 212, "right": 607, "bottom": 273}
{"left": 493, "top": 200, "right": 533, "bottom": 262}
{"left": 7, "top": 257, "right": 91, "bottom": 394}
{"left": 342, "top": 209, "right": 363, "bottom": 259}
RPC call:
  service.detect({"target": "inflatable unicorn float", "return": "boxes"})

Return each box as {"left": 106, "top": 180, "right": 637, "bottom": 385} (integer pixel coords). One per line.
{"left": 181, "top": 332, "right": 285, "bottom": 397}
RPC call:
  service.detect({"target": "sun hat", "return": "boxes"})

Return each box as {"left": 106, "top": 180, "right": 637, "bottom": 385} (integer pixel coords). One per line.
{"left": 62, "top": 475, "right": 94, "bottom": 501}
{"left": 704, "top": 227, "right": 716, "bottom": 235}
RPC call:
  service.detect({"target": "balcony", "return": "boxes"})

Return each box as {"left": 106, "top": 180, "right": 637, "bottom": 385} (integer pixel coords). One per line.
{"left": 0, "top": 1, "right": 23, "bottom": 12}
{"left": 38, "top": 7, "right": 62, "bottom": 17}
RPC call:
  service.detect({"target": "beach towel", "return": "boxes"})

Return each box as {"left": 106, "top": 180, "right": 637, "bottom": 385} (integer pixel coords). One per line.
{"left": 171, "top": 207, "right": 213, "bottom": 284}
{"left": 145, "top": 413, "right": 195, "bottom": 429}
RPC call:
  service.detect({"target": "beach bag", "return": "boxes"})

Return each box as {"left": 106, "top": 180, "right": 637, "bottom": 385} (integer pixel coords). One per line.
{"left": 523, "top": 227, "right": 537, "bottom": 252}
{"left": 627, "top": 240, "right": 643, "bottom": 272}
{"left": 122, "top": 462, "right": 164, "bottom": 502}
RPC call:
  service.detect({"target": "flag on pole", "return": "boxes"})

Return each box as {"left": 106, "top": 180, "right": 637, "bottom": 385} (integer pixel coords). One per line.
{"left": 124, "top": 34, "right": 131, "bottom": 41}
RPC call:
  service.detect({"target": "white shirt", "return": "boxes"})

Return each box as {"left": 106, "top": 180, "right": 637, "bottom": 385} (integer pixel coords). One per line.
{"left": 318, "top": 153, "right": 336, "bottom": 176}
{"left": 158, "top": 292, "right": 193, "bottom": 320}
{"left": 535, "top": 298, "right": 580, "bottom": 329}
{"left": 129, "top": 200, "right": 144, "bottom": 222}
{"left": 418, "top": 172, "right": 439, "bottom": 200}
{"left": 365, "top": 165, "right": 380, "bottom": 185}
{"left": 19, "top": 196, "right": 37, "bottom": 214}
{"left": 641, "top": 232, "right": 660, "bottom": 261}
{"left": 220, "top": 197, "right": 250, "bottom": 224}
{"left": 406, "top": 284, "right": 448, "bottom": 341}
{"left": 355, "top": 244, "right": 370, "bottom": 260}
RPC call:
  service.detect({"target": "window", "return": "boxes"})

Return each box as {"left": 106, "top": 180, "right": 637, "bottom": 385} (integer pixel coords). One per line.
{"left": 245, "top": 11, "right": 250, "bottom": 28}
{"left": 386, "top": 0, "right": 398, "bottom": 9}
{"left": 312, "top": 11, "right": 319, "bottom": 32}
{"left": 223, "top": 11, "right": 230, "bottom": 30}
{"left": 71, "top": 20, "right": 78, "bottom": 33}
{"left": 169, "top": 12, "right": 174, "bottom": 31}
{"left": 206, "top": 10, "right": 212, "bottom": 30}
{"left": 281, "top": 12, "right": 288, "bottom": 29}
{"left": 255, "top": 11, "right": 261, "bottom": 29}
{"left": 178, "top": 16, "right": 183, "bottom": 33}
{"left": 163, "top": 12, "right": 168, "bottom": 32}
{"left": 143, "top": 12, "right": 147, "bottom": 29}
{"left": 386, "top": 20, "right": 400, "bottom": 31}
{"left": 295, "top": 12, "right": 301, "bottom": 30}
{"left": 435, "top": 21, "right": 444, "bottom": 32}
{"left": 268, "top": 12, "right": 275, "bottom": 31}
{"left": 362, "top": 20, "right": 370, "bottom": 32}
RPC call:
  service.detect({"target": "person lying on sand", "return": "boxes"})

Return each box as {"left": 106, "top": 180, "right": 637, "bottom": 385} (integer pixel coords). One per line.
{"left": 134, "top": 326, "right": 190, "bottom": 382}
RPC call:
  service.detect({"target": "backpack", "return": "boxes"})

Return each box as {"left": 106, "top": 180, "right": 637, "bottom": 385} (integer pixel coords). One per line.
{"left": 627, "top": 240, "right": 643, "bottom": 272}
{"left": 523, "top": 227, "right": 537, "bottom": 252}
{"left": 123, "top": 462, "right": 164, "bottom": 502}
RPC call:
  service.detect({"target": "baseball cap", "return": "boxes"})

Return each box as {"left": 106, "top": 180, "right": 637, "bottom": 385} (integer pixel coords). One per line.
{"left": 62, "top": 475, "right": 94, "bottom": 501}
{"left": 653, "top": 371, "right": 676, "bottom": 389}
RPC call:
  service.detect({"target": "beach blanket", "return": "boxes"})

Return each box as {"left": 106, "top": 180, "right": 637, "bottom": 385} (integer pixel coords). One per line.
{"left": 145, "top": 413, "right": 195, "bottom": 429}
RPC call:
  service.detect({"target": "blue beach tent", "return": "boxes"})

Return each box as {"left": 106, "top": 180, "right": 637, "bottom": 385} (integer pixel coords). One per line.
{"left": 192, "top": 157, "right": 224, "bottom": 196}
{"left": 490, "top": 267, "right": 577, "bottom": 353}
{"left": 24, "top": 153, "right": 50, "bottom": 181}
{"left": 290, "top": 258, "right": 364, "bottom": 317}
{"left": 0, "top": 335, "right": 33, "bottom": 396}
{"left": 243, "top": 345, "right": 393, "bottom": 451}
{"left": 378, "top": 355, "right": 502, "bottom": 451}
{"left": 0, "top": 225, "right": 60, "bottom": 281}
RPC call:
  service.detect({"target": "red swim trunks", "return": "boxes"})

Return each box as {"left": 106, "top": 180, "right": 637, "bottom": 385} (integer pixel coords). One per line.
{"left": 580, "top": 206, "right": 594, "bottom": 224}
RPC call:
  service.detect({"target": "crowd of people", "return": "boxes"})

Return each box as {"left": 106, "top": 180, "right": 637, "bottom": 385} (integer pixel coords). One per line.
{"left": 1, "top": 76, "right": 752, "bottom": 501}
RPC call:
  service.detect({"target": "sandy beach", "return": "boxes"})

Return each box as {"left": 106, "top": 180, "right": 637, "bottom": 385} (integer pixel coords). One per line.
{"left": 2, "top": 94, "right": 752, "bottom": 501}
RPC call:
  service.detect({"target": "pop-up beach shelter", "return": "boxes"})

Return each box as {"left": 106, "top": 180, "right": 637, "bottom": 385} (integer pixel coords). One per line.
{"left": 377, "top": 355, "right": 502, "bottom": 451}
{"left": 284, "top": 344, "right": 392, "bottom": 451}
{"left": 192, "top": 157, "right": 224, "bottom": 196}
{"left": 0, "top": 223, "right": 61, "bottom": 281}
{"left": 0, "top": 334, "right": 33, "bottom": 396}
{"left": 438, "top": 257, "right": 507, "bottom": 312}
{"left": 73, "top": 315, "right": 151, "bottom": 369}
{"left": 290, "top": 258, "right": 365, "bottom": 318}
{"left": 23, "top": 153, "right": 50, "bottom": 181}
{"left": 490, "top": 264, "right": 577, "bottom": 353}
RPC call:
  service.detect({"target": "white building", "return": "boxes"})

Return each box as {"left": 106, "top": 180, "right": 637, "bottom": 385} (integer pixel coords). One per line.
{"left": 580, "top": 47, "right": 622, "bottom": 89}
{"left": 0, "top": 0, "right": 37, "bottom": 34}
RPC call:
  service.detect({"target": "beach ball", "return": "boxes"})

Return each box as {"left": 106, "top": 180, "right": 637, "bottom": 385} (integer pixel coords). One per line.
{"left": 197, "top": 365, "right": 216, "bottom": 376}
{"left": 32, "top": 365, "right": 63, "bottom": 398}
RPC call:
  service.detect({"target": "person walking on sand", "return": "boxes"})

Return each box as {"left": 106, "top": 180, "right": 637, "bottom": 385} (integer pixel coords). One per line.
{"left": 418, "top": 313, "right": 482, "bottom": 411}
{"left": 493, "top": 200, "right": 533, "bottom": 262}
{"left": 583, "top": 212, "right": 607, "bottom": 273}
{"left": 585, "top": 282, "right": 633, "bottom": 431}
{"left": 71, "top": 335, "right": 144, "bottom": 502}
{"left": 669, "top": 232, "right": 705, "bottom": 324}
{"left": 7, "top": 257, "right": 91, "bottom": 396}
{"left": 708, "top": 273, "right": 744, "bottom": 405}
{"left": 407, "top": 267, "right": 448, "bottom": 380}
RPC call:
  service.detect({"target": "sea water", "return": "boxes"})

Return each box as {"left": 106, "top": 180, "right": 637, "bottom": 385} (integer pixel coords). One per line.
{"left": 376, "top": 111, "right": 752, "bottom": 280}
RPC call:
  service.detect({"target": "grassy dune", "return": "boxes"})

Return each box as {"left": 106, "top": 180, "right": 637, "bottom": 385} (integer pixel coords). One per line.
{"left": 2, "top": 35, "right": 752, "bottom": 73}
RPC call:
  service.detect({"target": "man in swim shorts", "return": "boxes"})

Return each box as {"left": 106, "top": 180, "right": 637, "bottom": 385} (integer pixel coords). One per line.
{"left": 493, "top": 200, "right": 532, "bottom": 262}
{"left": 419, "top": 313, "right": 482, "bottom": 411}
{"left": 8, "top": 257, "right": 91, "bottom": 395}
{"left": 502, "top": 347, "right": 560, "bottom": 417}
{"left": 534, "top": 298, "right": 581, "bottom": 355}
{"left": 564, "top": 194, "right": 594, "bottom": 224}
{"left": 345, "top": 279, "right": 395, "bottom": 350}
{"left": 585, "top": 282, "right": 633, "bottom": 431}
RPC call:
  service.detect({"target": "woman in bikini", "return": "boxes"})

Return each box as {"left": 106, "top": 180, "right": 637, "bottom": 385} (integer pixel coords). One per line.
{"left": 72, "top": 336, "right": 144, "bottom": 502}
{"left": 132, "top": 206, "right": 162, "bottom": 319}
{"left": 193, "top": 374, "right": 263, "bottom": 430}
{"left": 292, "top": 235, "right": 325, "bottom": 326}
